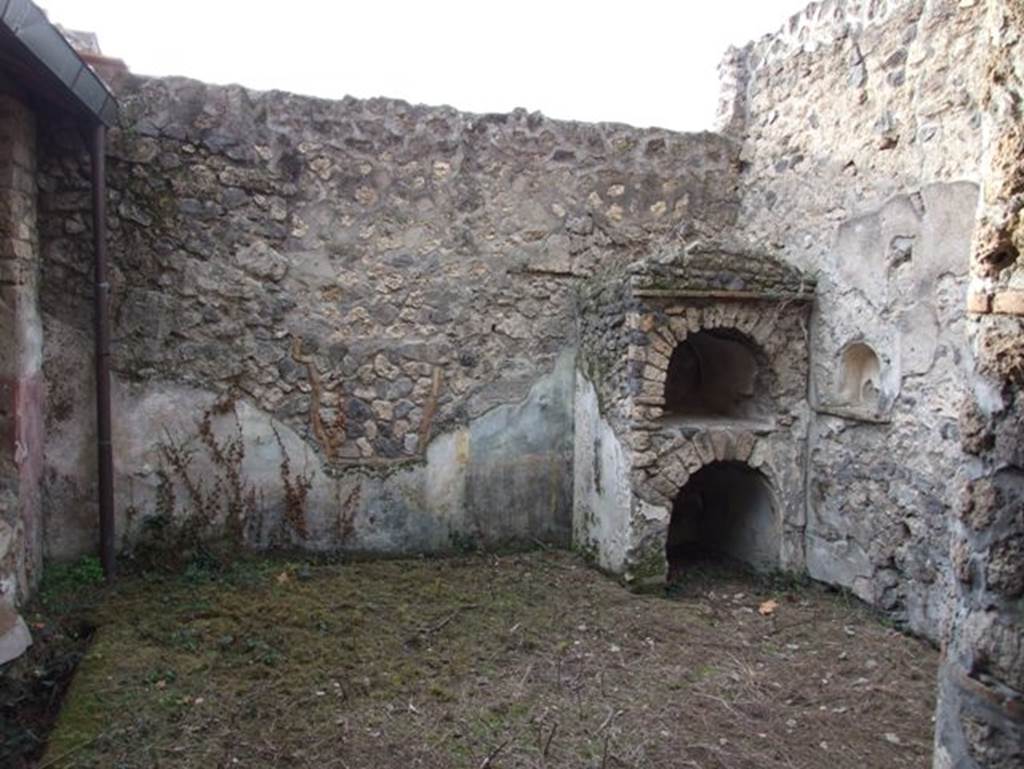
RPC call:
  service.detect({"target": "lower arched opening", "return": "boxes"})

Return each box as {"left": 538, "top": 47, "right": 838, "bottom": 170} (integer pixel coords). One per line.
{"left": 666, "top": 461, "right": 779, "bottom": 579}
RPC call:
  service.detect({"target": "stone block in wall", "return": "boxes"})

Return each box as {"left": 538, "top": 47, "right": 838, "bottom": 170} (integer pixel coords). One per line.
{"left": 992, "top": 290, "right": 1024, "bottom": 316}
{"left": 967, "top": 291, "right": 993, "bottom": 314}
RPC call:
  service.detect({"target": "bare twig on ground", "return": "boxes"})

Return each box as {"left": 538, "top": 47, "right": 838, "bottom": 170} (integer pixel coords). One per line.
{"left": 480, "top": 736, "right": 512, "bottom": 768}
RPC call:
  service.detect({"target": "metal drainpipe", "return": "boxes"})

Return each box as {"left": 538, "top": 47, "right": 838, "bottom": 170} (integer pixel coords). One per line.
{"left": 90, "top": 121, "right": 115, "bottom": 580}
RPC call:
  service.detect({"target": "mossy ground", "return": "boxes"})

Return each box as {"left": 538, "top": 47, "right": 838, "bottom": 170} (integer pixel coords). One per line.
{"left": 28, "top": 551, "right": 936, "bottom": 768}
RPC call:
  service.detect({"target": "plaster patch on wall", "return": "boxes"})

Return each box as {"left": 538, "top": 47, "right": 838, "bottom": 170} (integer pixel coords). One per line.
{"left": 573, "top": 372, "right": 632, "bottom": 573}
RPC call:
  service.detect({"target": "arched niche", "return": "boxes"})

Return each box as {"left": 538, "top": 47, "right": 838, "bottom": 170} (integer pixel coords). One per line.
{"left": 665, "top": 461, "right": 779, "bottom": 577}
{"left": 662, "top": 329, "right": 770, "bottom": 420}
{"left": 837, "top": 342, "right": 881, "bottom": 408}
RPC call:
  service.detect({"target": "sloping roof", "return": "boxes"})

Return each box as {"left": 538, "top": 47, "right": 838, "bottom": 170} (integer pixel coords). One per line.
{"left": 0, "top": 0, "right": 117, "bottom": 125}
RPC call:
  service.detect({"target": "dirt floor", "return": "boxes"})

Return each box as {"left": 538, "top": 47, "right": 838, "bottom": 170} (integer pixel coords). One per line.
{"left": 9, "top": 550, "right": 938, "bottom": 768}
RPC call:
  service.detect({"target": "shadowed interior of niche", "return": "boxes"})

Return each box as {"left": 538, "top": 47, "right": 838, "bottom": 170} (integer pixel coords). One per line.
{"left": 666, "top": 461, "right": 779, "bottom": 579}
{"left": 663, "top": 329, "right": 769, "bottom": 419}
{"left": 837, "top": 342, "right": 881, "bottom": 408}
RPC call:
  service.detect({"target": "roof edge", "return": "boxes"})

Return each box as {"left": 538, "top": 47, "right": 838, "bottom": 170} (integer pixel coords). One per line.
{"left": 1, "top": 0, "right": 118, "bottom": 125}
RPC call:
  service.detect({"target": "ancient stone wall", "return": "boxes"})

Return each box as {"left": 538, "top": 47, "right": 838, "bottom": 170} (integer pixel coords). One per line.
{"left": 574, "top": 262, "right": 642, "bottom": 573}
{"left": 28, "top": 0, "right": 1003, "bottom": 649}
{"left": 0, "top": 92, "right": 43, "bottom": 607}
{"left": 15, "top": 0, "right": 1021, "bottom": 760}
{"left": 36, "top": 76, "right": 739, "bottom": 560}
{"left": 725, "top": 0, "right": 986, "bottom": 638}
{"left": 934, "top": 1, "right": 1024, "bottom": 766}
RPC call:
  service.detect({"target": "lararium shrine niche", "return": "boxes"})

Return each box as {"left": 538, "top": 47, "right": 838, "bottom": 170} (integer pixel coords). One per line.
{"left": 573, "top": 242, "right": 815, "bottom": 585}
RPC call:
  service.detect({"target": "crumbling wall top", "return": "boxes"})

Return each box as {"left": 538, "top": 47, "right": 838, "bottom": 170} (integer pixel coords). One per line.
{"left": 622, "top": 242, "right": 816, "bottom": 300}
{"left": 744, "top": 0, "right": 916, "bottom": 68}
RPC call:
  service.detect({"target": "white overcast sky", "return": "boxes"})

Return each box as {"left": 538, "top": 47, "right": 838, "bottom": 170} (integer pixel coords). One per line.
{"left": 39, "top": 1, "right": 809, "bottom": 131}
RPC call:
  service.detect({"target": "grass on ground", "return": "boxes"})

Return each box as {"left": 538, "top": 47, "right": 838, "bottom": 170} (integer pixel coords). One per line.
{"left": 19, "top": 550, "right": 937, "bottom": 768}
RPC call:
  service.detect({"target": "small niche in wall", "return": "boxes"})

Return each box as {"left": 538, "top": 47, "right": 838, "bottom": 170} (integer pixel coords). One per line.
{"left": 663, "top": 329, "right": 769, "bottom": 420}
{"left": 837, "top": 342, "right": 881, "bottom": 408}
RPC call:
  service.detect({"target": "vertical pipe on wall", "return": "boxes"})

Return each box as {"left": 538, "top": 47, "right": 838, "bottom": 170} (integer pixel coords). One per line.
{"left": 90, "top": 121, "right": 115, "bottom": 580}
